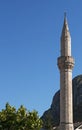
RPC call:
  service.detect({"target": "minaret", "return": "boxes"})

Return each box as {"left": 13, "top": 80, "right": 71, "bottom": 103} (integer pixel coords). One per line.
{"left": 57, "top": 14, "right": 74, "bottom": 130}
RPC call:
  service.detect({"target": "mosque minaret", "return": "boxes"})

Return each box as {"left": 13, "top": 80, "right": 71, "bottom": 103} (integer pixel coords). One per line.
{"left": 57, "top": 15, "right": 75, "bottom": 130}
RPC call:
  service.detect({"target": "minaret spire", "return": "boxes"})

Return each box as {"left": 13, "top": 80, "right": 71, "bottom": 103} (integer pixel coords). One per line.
{"left": 62, "top": 12, "right": 69, "bottom": 32}
{"left": 57, "top": 15, "right": 74, "bottom": 130}
{"left": 61, "top": 14, "right": 71, "bottom": 56}
{"left": 64, "top": 12, "right": 66, "bottom": 19}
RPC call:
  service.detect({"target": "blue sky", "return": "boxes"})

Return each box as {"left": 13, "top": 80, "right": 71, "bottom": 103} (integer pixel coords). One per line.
{"left": 0, "top": 0, "right": 82, "bottom": 116}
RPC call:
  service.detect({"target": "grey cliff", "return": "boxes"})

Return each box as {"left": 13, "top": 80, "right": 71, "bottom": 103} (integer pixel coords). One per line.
{"left": 41, "top": 75, "right": 82, "bottom": 127}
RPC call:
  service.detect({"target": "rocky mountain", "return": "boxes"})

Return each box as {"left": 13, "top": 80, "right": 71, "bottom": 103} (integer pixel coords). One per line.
{"left": 41, "top": 75, "right": 82, "bottom": 128}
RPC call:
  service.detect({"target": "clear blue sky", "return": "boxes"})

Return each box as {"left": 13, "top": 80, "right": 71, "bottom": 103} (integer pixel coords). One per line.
{"left": 0, "top": 0, "right": 82, "bottom": 116}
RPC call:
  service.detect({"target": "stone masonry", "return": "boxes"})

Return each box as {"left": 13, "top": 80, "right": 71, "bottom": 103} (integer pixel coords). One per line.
{"left": 57, "top": 15, "right": 75, "bottom": 130}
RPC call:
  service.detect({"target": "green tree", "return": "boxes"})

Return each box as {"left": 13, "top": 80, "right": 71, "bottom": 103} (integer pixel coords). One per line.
{"left": 16, "top": 105, "right": 28, "bottom": 130}
{"left": 0, "top": 103, "right": 42, "bottom": 130}
{"left": 0, "top": 103, "right": 16, "bottom": 130}
{"left": 26, "top": 110, "right": 42, "bottom": 130}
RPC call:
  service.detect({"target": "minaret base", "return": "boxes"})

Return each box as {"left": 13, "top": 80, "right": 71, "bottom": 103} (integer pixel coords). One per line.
{"left": 60, "top": 123, "right": 74, "bottom": 130}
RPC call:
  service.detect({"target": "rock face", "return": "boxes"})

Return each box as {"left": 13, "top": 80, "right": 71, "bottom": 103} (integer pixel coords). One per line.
{"left": 73, "top": 75, "right": 82, "bottom": 122}
{"left": 41, "top": 75, "right": 82, "bottom": 127}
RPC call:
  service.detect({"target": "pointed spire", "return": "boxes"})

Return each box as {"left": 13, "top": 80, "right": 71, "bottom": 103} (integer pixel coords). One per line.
{"left": 63, "top": 12, "right": 69, "bottom": 31}
{"left": 64, "top": 12, "right": 66, "bottom": 19}
{"left": 61, "top": 13, "right": 71, "bottom": 56}
{"left": 61, "top": 13, "right": 70, "bottom": 39}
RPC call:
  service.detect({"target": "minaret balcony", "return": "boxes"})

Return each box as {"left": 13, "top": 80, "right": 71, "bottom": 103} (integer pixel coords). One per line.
{"left": 57, "top": 56, "right": 75, "bottom": 70}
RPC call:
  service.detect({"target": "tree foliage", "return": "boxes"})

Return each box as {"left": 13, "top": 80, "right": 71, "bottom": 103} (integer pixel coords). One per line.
{"left": 0, "top": 103, "right": 42, "bottom": 130}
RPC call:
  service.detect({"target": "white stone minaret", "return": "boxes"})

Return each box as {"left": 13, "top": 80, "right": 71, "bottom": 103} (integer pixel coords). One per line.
{"left": 57, "top": 15, "right": 74, "bottom": 130}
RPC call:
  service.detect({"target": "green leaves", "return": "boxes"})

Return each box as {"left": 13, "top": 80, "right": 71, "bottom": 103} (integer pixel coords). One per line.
{"left": 0, "top": 103, "right": 42, "bottom": 130}
{"left": 0, "top": 103, "right": 16, "bottom": 130}
{"left": 26, "top": 111, "right": 42, "bottom": 130}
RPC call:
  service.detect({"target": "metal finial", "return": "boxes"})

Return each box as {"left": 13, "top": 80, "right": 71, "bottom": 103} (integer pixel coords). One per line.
{"left": 64, "top": 12, "right": 67, "bottom": 19}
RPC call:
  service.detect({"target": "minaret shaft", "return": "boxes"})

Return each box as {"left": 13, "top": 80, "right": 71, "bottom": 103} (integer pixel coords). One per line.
{"left": 57, "top": 16, "right": 74, "bottom": 130}
{"left": 61, "top": 36, "right": 71, "bottom": 56}
{"left": 60, "top": 70, "right": 73, "bottom": 126}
